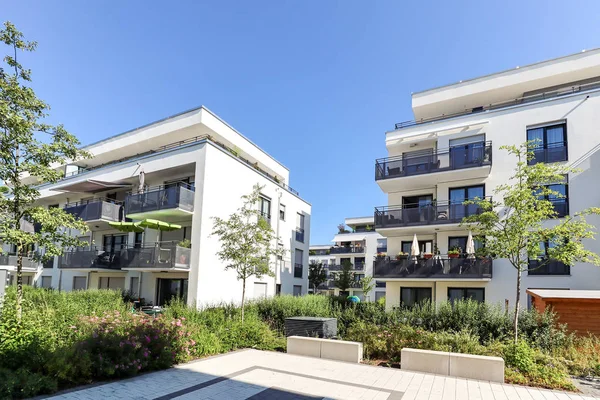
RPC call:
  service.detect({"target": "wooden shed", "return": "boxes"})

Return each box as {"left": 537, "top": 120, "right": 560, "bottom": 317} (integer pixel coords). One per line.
{"left": 527, "top": 289, "right": 600, "bottom": 336}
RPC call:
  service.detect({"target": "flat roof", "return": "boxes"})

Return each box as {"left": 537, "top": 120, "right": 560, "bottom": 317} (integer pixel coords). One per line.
{"left": 527, "top": 289, "right": 600, "bottom": 300}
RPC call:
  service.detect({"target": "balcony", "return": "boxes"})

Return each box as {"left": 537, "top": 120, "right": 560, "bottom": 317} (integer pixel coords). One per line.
{"left": 373, "top": 256, "right": 493, "bottom": 279}
{"left": 374, "top": 199, "right": 489, "bottom": 232}
{"left": 64, "top": 198, "right": 123, "bottom": 227}
{"left": 59, "top": 242, "right": 191, "bottom": 272}
{"left": 375, "top": 142, "right": 492, "bottom": 191}
{"left": 528, "top": 259, "right": 570, "bottom": 276}
{"left": 329, "top": 246, "right": 365, "bottom": 254}
{"left": 295, "top": 228, "right": 305, "bottom": 243}
{"left": 528, "top": 142, "right": 568, "bottom": 165}
{"left": 0, "top": 254, "right": 40, "bottom": 271}
{"left": 326, "top": 263, "right": 365, "bottom": 271}
{"left": 125, "top": 183, "right": 195, "bottom": 220}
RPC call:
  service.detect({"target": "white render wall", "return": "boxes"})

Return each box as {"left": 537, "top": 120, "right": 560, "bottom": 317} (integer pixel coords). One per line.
{"left": 381, "top": 81, "right": 600, "bottom": 310}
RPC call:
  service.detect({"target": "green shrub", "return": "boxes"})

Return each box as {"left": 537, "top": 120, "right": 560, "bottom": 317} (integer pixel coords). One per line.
{"left": 504, "top": 340, "right": 536, "bottom": 374}
{"left": 0, "top": 367, "right": 57, "bottom": 399}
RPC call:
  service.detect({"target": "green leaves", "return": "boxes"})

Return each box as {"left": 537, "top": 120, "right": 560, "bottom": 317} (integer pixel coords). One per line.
{"left": 334, "top": 259, "right": 355, "bottom": 292}
{"left": 308, "top": 261, "right": 327, "bottom": 290}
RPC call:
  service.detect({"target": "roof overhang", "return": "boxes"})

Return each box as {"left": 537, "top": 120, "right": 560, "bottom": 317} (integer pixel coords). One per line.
{"left": 332, "top": 233, "right": 367, "bottom": 243}
{"left": 53, "top": 179, "right": 132, "bottom": 193}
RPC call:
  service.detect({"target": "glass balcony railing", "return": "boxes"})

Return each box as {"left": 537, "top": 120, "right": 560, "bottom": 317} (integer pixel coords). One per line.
{"left": 0, "top": 254, "right": 40, "bottom": 270}
{"left": 64, "top": 198, "right": 123, "bottom": 222}
{"left": 125, "top": 183, "right": 195, "bottom": 216}
{"left": 374, "top": 198, "right": 490, "bottom": 229}
{"left": 373, "top": 256, "right": 493, "bottom": 279}
{"left": 375, "top": 141, "right": 492, "bottom": 181}
{"left": 528, "top": 142, "right": 568, "bottom": 165}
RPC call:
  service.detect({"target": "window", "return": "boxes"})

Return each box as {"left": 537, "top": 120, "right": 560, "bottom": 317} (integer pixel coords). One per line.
{"left": 400, "top": 287, "right": 432, "bottom": 307}
{"left": 527, "top": 123, "right": 567, "bottom": 165}
{"left": 134, "top": 232, "right": 144, "bottom": 248}
{"left": 279, "top": 204, "right": 286, "bottom": 221}
{"left": 276, "top": 284, "right": 281, "bottom": 296}
{"left": 73, "top": 276, "right": 87, "bottom": 290}
{"left": 253, "top": 282, "right": 268, "bottom": 298}
{"left": 295, "top": 213, "right": 305, "bottom": 242}
{"left": 129, "top": 277, "right": 139, "bottom": 297}
{"left": 401, "top": 240, "right": 433, "bottom": 255}
{"left": 354, "top": 257, "right": 365, "bottom": 270}
{"left": 22, "top": 276, "right": 32, "bottom": 285}
{"left": 294, "top": 249, "right": 303, "bottom": 278}
{"left": 448, "top": 288, "right": 485, "bottom": 303}
{"left": 99, "top": 277, "right": 125, "bottom": 290}
{"left": 449, "top": 185, "right": 485, "bottom": 220}
{"left": 103, "top": 234, "right": 128, "bottom": 253}
{"left": 48, "top": 204, "right": 59, "bottom": 209}
{"left": 536, "top": 182, "right": 569, "bottom": 218}
{"left": 376, "top": 281, "right": 386, "bottom": 288}
{"left": 377, "top": 238, "right": 387, "bottom": 253}
{"left": 449, "top": 135, "right": 487, "bottom": 169}
{"left": 40, "top": 276, "right": 52, "bottom": 289}
{"left": 448, "top": 236, "right": 484, "bottom": 254}
{"left": 293, "top": 285, "right": 302, "bottom": 296}
{"left": 528, "top": 241, "right": 570, "bottom": 275}
{"left": 259, "top": 196, "right": 271, "bottom": 220}
{"left": 375, "top": 291, "right": 386, "bottom": 302}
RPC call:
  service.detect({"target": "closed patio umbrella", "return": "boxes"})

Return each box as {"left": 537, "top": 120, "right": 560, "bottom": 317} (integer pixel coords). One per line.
{"left": 138, "top": 168, "right": 145, "bottom": 194}
{"left": 411, "top": 234, "right": 420, "bottom": 258}
{"left": 466, "top": 230, "right": 476, "bottom": 259}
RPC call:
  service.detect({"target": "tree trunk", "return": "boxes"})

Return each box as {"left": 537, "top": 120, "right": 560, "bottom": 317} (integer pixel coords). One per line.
{"left": 513, "top": 268, "right": 522, "bottom": 344}
{"left": 241, "top": 278, "right": 246, "bottom": 323}
{"left": 16, "top": 245, "right": 23, "bottom": 323}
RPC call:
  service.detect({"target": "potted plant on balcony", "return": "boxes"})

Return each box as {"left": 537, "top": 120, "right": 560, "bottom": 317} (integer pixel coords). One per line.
{"left": 396, "top": 251, "right": 408, "bottom": 260}
{"left": 422, "top": 252, "right": 433, "bottom": 260}
{"left": 448, "top": 246, "right": 461, "bottom": 258}
{"left": 337, "top": 223, "right": 349, "bottom": 234}
{"left": 376, "top": 252, "right": 387, "bottom": 259}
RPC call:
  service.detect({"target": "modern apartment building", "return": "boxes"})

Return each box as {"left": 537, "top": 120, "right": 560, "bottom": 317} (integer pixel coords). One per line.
{"left": 374, "top": 50, "right": 600, "bottom": 310}
{"left": 0, "top": 106, "right": 311, "bottom": 305}
{"left": 309, "top": 217, "right": 387, "bottom": 301}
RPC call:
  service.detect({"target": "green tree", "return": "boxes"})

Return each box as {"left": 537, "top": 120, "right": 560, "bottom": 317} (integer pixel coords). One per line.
{"left": 334, "top": 259, "right": 354, "bottom": 294}
{"left": 308, "top": 260, "right": 327, "bottom": 293}
{"left": 360, "top": 275, "right": 375, "bottom": 301}
{"left": 463, "top": 142, "right": 600, "bottom": 343}
{"left": 0, "top": 22, "right": 89, "bottom": 321}
{"left": 211, "top": 184, "right": 285, "bottom": 322}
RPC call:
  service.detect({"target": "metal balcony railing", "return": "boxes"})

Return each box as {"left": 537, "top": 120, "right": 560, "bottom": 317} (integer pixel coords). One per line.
{"left": 326, "top": 263, "right": 365, "bottom": 271}
{"left": 0, "top": 254, "right": 40, "bottom": 270}
{"left": 528, "top": 142, "right": 568, "bottom": 165}
{"left": 374, "top": 198, "right": 490, "bottom": 228}
{"left": 528, "top": 259, "right": 570, "bottom": 275}
{"left": 375, "top": 141, "right": 492, "bottom": 181}
{"left": 59, "top": 241, "right": 191, "bottom": 270}
{"left": 329, "top": 246, "right": 365, "bottom": 254}
{"left": 125, "top": 183, "right": 195, "bottom": 216}
{"left": 64, "top": 198, "right": 123, "bottom": 222}
{"left": 373, "top": 256, "right": 493, "bottom": 279}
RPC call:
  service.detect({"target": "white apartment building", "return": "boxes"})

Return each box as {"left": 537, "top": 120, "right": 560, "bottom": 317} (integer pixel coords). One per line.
{"left": 374, "top": 50, "right": 600, "bottom": 310}
{"left": 309, "top": 217, "right": 387, "bottom": 301}
{"left": 0, "top": 106, "right": 311, "bottom": 305}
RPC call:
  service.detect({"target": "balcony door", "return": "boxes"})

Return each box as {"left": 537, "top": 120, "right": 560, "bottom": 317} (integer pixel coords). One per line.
{"left": 402, "top": 195, "right": 433, "bottom": 223}
{"left": 156, "top": 278, "right": 188, "bottom": 306}
{"left": 449, "top": 185, "right": 484, "bottom": 220}
{"left": 402, "top": 148, "right": 434, "bottom": 175}
{"left": 103, "top": 234, "right": 128, "bottom": 254}
{"left": 401, "top": 240, "right": 433, "bottom": 255}
{"left": 449, "top": 135, "right": 486, "bottom": 169}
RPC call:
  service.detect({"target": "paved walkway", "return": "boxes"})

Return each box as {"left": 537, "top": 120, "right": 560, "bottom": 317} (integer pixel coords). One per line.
{"left": 45, "top": 349, "right": 599, "bottom": 400}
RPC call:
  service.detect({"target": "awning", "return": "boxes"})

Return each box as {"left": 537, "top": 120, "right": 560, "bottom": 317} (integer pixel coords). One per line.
{"left": 331, "top": 233, "right": 367, "bottom": 243}
{"left": 53, "top": 179, "right": 131, "bottom": 194}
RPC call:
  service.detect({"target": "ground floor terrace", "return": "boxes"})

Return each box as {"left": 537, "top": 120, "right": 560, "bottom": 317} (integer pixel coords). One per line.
{"left": 46, "top": 349, "right": 599, "bottom": 400}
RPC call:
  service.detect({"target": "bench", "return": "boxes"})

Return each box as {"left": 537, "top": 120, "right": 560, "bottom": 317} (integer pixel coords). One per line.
{"left": 287, "top": 336, "right": 363, "bottom": 363}
{"left": 401, "top": 348, "right": 504, "bottom": 383}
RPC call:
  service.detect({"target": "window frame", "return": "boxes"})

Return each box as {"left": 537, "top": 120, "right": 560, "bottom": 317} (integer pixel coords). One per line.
{"left": 259, "top": 195, "right": 272, "bottom": 221}
{"left": 447, "top": 287, "right": 485, "bottom": 303}
{"left": 279, "top": 204, "right": 286, "bottom": 221}
{"left": 400, "top": 287, "right": 432, "bottom": 307}
{"left": 527, "top": 123, "right": 568, "bottom": 164}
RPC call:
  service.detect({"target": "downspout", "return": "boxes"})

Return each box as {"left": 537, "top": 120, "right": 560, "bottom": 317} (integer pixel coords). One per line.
{"left": 274, "top": 188, "right": 282, "bottom": 295}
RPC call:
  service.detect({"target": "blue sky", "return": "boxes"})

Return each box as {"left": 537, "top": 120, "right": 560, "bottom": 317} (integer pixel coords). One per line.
{"left": 4, "top": 1, "right": 600, "bottom": 244}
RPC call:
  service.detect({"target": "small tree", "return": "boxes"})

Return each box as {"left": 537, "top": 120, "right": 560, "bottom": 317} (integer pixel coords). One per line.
{"left": 211, "top": 184, "right": 285, "bottom": 322}
{"left": 464, "top": 142, "right": 600, "bottom": 343}
{"left": 0, "top": 22, "right": 89, "bottom": 321}
{"left": 308, "top": 260, "right": 327, "bottom": 293}
{"left": 334, "top": 259, "right": 354, "bottom": 294}
{"left": 360, "top": 275, "right": 375, "bottom": 301}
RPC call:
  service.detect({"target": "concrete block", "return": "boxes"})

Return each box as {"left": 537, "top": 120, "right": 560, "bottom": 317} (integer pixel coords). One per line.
{"left": 320, "top": 339, "right": 363, "bottom": 363}
{"left": 401, "top": 348, "right": 449, "bottom": 375}
{"left": 449, "top": 352, "right": 504, "bottom": 383}
{"left": 286, "top": 336, "right": 321, "bottom": 358}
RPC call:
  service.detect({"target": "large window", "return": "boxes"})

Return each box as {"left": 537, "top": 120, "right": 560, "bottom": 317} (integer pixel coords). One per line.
{"left": 537, "top": 183, "right": 569, "bottom": 218}
{"left": 527, "top": 123, "right": 567, "bottom": 165}
{"left": 401, "top": 240, "right": 432, "bottom": 255}
{"left": 259, "top": 196, "right": 271, "bottom": 221}
{"left": 293, "top": 285, "right": 302, "bottom": 296}
{"left": 448, "top": 236, "right": 484, "bottom": 254}
{"left": 295, "top": 213, "right": 305, "bottom": 242}
{"left": 103, "top": 234, "right": 128, "bottom": 253}
{"left": 449, "top": 185, "right": 485, "bottom": 220}
{"left": 529, "top": 240, "right": 570, "bottom": 275}
{"left": 400, "top": 287, "right": 432, "bottom": 307}
{"left": 73, "top": 276, "right": 87, "bottom": 290}
{"left": 294, "top": 249, "right": 303, "bottom": 278}
{"left": 448, "top": 288, "right": 485, "bottom": 303}
{"left": 449, "top": 135, "right": 486, "bottom": 169}
{"left": 98, "top": 277, "right": 125, "bottom": 290}
{"left": 129, "top": 277, "right": 139, "bottom": 297}
{"left": 40, "top": 276, "right": 52, "bottom": 289}
{"left": 253, "top": 282, "right": 267, "bottom": 298}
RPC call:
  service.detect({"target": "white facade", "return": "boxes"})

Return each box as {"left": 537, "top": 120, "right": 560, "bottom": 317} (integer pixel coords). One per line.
{"left": 375, "top": 49, "right": 600, "bottom": 310}
{"left": 2, "top": 106, "right": 311, "bottom": 306}
{"left": 309, "top": 216, "right": 387, "bottom": 302}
